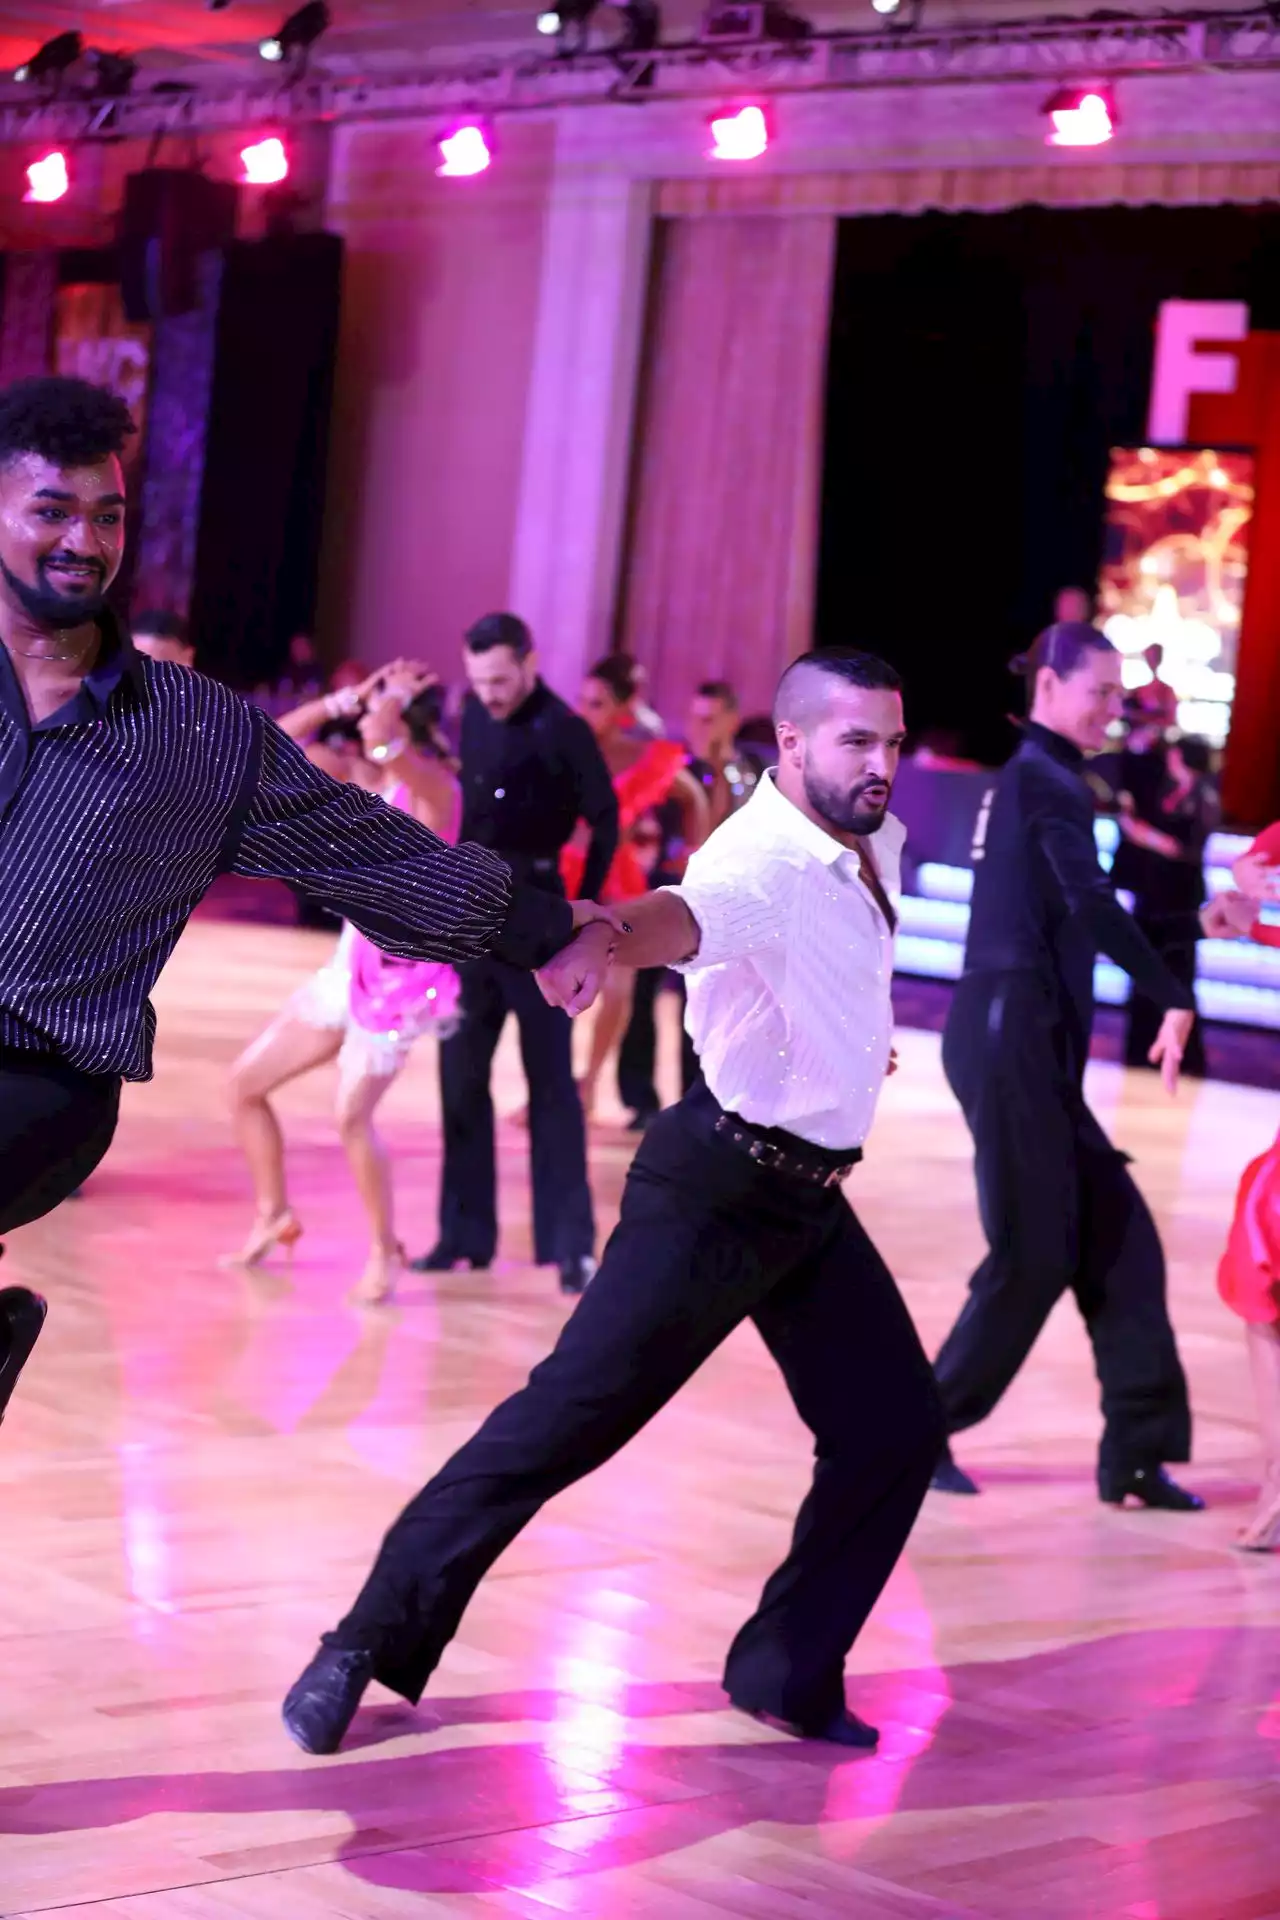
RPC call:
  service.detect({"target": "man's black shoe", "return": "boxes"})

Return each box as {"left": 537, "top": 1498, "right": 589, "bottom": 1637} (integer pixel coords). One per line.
{"left": 931, "top": 1444, "right": 980, "bottom": 1496}
{"left": 559, "top": 1256, "right": 597, "bottom": 1296}
{"left": 282, "top": 1647, "right": 374, "bottom": 1755}
{"left": 731, "top": 1697, "right": 879, "bottom": 1749}
{"left": 1099, "top": 1464, "right": 1205, "bottom": 1511}
{"left": 408, "top": 1244, "right": 487, "bottom": 1274}
{"left": 0, "top": 1287, "right": 48, "bottom": 1425}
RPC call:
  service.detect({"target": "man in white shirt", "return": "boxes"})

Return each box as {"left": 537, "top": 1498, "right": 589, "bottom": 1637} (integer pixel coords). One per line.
{"left": 283, "top": 649, "right": 944, "bottom": 1757}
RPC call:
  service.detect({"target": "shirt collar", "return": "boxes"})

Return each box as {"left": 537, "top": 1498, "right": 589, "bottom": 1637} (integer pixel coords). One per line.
{"left": 1021, "top": 717, "right": 1085, "bottom": 770}
{"left": 0, "top": 607, "right": 144, "bottom": 732}
{"left": 753, "top": 767, "right": 899, "bottom": 868}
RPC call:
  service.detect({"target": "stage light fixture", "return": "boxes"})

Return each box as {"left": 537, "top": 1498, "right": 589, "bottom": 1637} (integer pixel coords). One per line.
{"left": 437, "top": 123, "right": 493, "bottom": 178}
{"left": 241, "top": 135, "right": 290, "bottom": 185}
{"left": 88, "top": 49, "right": 138, "bottom": 98}
{"left": 709, "top": 103, "right": 769, "bottom": 161}
{"left": 536, "top": 0, "right": 600, "bottom": 50}
{"left": 871, "top": 0, "right": 901, "bottom": 13}
{"left": 14, "top": 30, "right": 83, "bottom": 86}
{"left": 1044, "top": 84, "right": 1117, "bottom": 147}
{"left": 613, "top": 0, "right": 661, "bottom": 51}
{"left": 259, "top": 1, "right": 330, "bottom": 63}
{"left": 24, "top": 151, "right": 69, "bottom": 203}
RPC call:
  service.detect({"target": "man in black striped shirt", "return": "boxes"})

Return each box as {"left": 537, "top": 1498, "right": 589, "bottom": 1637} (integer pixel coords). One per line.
{"left": 0, "top": 376, "right": 605, "bottom": 1424}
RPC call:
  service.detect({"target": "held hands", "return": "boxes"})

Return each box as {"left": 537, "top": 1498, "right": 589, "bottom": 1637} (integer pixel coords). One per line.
{"left": 1148, "top": 1007, "right": 1195, "bottom": 1097}
{"left": 536, "top": 904, "right": 633, "bottom": 1017}
{"left": 1200, "top": 891, "right": 1256, "bottom": 940}
{"left": 1232, "top": 850, "right": 1280, "bottom": 905}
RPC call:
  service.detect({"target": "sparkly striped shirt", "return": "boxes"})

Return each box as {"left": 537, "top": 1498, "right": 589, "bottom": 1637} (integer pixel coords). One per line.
{"left": 0, "top": 618, "right": 572, "bottom": 1081}
{"left": 668, "top": 769, "right": 905, "bottom": 1150}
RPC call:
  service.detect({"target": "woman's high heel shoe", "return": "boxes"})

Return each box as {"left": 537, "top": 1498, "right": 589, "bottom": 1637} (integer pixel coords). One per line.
{"left": 351, "top": 1241, "right": 404, "bottom": 1306}
{"left": 1236, "top": 1477, "right": 1280, "bottom": 1552}
{"left": 220, "top": 1209, "right": 303, "bottom": 1270}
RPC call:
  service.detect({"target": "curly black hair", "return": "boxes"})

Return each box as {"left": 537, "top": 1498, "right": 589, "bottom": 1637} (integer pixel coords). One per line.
{"left": 0, "top": 376, "right": 136, "bottom": 471}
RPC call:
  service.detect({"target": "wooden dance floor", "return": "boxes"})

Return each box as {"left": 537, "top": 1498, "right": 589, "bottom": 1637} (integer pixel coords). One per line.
{"left": 3, "top": 918, "right": 1279, "bottom": 1920}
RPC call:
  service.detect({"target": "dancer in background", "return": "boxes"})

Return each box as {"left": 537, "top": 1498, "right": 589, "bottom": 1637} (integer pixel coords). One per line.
{"left": 1216, "top": 822, "right": 1280, "bottom": 1549}
{"left": 0, "top": 376, "right": 596, "bottom": 1426}
{"left": 564, "top": 654, "right": 708, "bottom": 1121}
{"left": 932, "top": 623, "right": 1246, "bottom": 1509}
{"left": 227, "top": 667, "right": 463, "bottom": 1303}
{"left": 130, "top": 609, "right": 195, "bottom": 669}
{"left": 282, "top": 649, "right": 943, "bottom": 1760}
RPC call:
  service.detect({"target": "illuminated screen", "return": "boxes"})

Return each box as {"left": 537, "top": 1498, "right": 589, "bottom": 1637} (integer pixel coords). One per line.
{"left": 1097, "top": 447, "right": 1254, "bottom": 747}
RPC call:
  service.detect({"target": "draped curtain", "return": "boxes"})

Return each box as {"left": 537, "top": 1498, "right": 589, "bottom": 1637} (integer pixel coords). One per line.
{"left": 616, "top": 214, "right": 836, "bottom": 723}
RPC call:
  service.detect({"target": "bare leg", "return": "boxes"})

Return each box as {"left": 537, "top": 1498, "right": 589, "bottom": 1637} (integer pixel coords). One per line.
{"left": 1239, "top": 1320, "right": 1280, "bottom": 1551}
{"left": 579, "top": 966, "right": 636, "bottom": 1120}
{"left": 336, "top": 1066, "right": 401, "bottom": 1303}
{"left": 226, "top": 1016, "right": 342, "bottom": 1263}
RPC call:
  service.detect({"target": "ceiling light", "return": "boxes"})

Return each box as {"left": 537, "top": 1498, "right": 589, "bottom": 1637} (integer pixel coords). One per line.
{"left": 437, "top": 123, "right": 493, "bottom": 178}
{"left": 709, "top": 104, "right": 769, "bottom": 161}
{"left": 535, "top": 0, "right": 599, "bottom": 50}
{"left": 241, "top": 136, "right": 290, "bottom": 185}
{"left": 25, "top": 151, "right": 69, "bottom": 203}
{"left": 259, "top": 1, "right": 330, "bottom": 64}
{"left": 14, "top": 31, "right": 83, "bottom": 86}
{"left": 1044, "top": 84, "right": 1117, "bottom": 147}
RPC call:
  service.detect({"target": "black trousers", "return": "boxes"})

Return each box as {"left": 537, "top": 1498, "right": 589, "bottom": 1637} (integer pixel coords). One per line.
{"left": 0, "top": 1053, "right": 121, "bottom": 1239}
{"left": 437, "top": 958, "right": 594, "bottom": 1266}
{"left": 936, "top": 972, "right": 1191, "bottom": 1476}
{"left": 617, "top": 969, "right": 700, "bottom": 1118}
{"left": 331, "top": 1084, "right": 943, "bottom": 1726}
{"left": 1124, "top": 915, "right": 1206, "bottom": 1078}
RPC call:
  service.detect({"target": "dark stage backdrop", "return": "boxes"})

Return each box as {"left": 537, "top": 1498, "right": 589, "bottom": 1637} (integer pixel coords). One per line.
{"left": 816, "top": 205, "right": 1280, "bottom": 766}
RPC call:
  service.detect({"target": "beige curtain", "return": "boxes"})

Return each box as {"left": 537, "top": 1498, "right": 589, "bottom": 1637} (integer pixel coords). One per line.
{"left": 616, "top": 214, "right": 835, "bottom": 724}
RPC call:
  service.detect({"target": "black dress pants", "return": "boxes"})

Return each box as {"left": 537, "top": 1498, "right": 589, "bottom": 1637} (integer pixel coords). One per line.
{"left": 0, "top": 1053, "right": 120, "bottom": 1237}
{"left": 936, "top": 972, "right": 1191, "bottom": 1477}
{"left": 437, "top": 958, "right": 594, "bottom": 1266}
{"left": 330, "top": 1084, "right": 943, "bottom": 1726}
{"left": 617, "top": 970, "right": 700, "bottom": 1119}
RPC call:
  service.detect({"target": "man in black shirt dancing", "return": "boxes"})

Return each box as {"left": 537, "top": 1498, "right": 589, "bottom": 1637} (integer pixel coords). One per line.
{"left": 0, "top": 377, "right": 603, "bottom": 1426}
{"left": 412, "top": 614, "right": 619, "bottom": 1294}
{"left": 931, "top": 622, "right": 1250, "bottom": 1509}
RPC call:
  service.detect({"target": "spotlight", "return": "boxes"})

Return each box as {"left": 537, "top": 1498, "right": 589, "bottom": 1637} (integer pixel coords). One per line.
{"left": 259, "top": 1, "right": 330, "bottom": 63}
{"left": 709, "top": 103, "right": 768, "bottom": 161}
{"left": 536, "top": 0, "right": 600, "bottom": 51}
{"left": 14, "top": 30, "right": 83, "bottom": 86}
{"left": 437, "top": 123, "right": 493, "bottom": 178}
{"left": 871, "top": 0, "right": 900, "bottom": 12}
{"left": 1044, "top": 84, "right": 1117, "bottom": 147}
{"left": 241, "top": 136, "right": 290, "bottom": 185}
{"left": 24, "top": 151, "right": 69, "bottom": 204}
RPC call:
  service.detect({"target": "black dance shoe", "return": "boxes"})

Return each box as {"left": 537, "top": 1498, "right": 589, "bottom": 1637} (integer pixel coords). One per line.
{"left": 1098, "top": 1464, "right": 1205, "bottom": 1511}
{"left": 730, "top": 1696, "right": 880, "bottom": 1749}
{"left": 408, "top": 1244, "right": 487, "bottom": 1274}
{"left": 0, "top": 1287, "right": 49, "bottom": 1425}
{"left": 282, "top": 1647, "right": 374, "bottom": 1755}
{"left": 931, "top": 1444, "right": 980, "bottom": 1496}
{"left": 559, "top": 1256, "right": 597, "bottom": 1297}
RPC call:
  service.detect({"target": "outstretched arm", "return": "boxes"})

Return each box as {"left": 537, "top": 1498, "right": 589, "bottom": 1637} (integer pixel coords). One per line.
{"left": 229, "top": 716, "right": 573, "bottom": 970}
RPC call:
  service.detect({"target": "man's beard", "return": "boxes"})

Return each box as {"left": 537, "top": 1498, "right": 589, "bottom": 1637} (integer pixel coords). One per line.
{"left": 803, "top": 766, "right": 891, "bottom": 836}
{"left": 0, "top": 553, "right": 109, "bottom": 631}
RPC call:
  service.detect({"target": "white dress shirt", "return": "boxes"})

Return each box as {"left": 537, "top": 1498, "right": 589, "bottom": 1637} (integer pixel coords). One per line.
{"left": 669, "top": 769, "right": 904, "bottom": 1150}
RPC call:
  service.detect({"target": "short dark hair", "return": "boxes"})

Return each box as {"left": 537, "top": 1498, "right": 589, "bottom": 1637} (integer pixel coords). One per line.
{"left": 696, "top": 679, "right": 738, "bottom": 708}
{"left": 1011, "top": 621, "right": 1113, "bottom": 682}
{"left": 1175, "top": 735, "right": 1212, "bottom": 775}
{"left": 465, "top": 612, "right": 533, "bottom": 659}
{"left": 132, "top": 609, "right": 188, "bottom": 644}
{"left": 586, "top": 653, "right": 640, "bottom": 706}
{"left": 0, "top": 375, "right": 135, "bottom": 472}
{"left": 773, "top": 648, "right": 903, "bottom": 730}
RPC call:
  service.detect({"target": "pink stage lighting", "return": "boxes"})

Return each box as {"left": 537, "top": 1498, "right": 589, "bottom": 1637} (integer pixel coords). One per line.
{"left": 24, "top": 151, "right": 69, "bottom": 204}
{"left": 240, "top": 137, "right": 290, "bottom": 186}
{"left": 709, "top": 105, "right": 768, "bottom": 162}
{"left": 437, "top": 124, "right": 492, "bottom": 178}
{"left": 1045, "top": 87, "right": 1116, "bottom": 148}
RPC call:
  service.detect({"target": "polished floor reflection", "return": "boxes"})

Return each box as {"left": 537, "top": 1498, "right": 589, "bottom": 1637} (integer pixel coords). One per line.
{"left": 2, "top": 920, "right": 1278, "bottom": 1919}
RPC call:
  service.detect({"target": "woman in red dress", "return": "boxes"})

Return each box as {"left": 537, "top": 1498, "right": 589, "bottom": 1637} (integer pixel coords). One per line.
{"left": 1218, "top": 823, "right": 1280, "bottom": 1548}
{"left": 563, "top": 655, "right": 709, "bottom": 1119}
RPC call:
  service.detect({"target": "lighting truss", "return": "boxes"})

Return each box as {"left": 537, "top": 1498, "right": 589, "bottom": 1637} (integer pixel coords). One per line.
{"left": 0, "top": 10, "right": 1277, "bottom": 140}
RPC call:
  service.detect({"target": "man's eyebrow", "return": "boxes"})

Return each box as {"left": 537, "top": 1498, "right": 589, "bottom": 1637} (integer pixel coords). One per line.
{"left": 33, "top": 487, "right": 126, "bottom": 507}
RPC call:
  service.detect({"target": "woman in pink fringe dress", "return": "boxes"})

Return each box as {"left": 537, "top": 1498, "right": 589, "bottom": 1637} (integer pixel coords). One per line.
{"left": 226, "top": 665, "right": 460, "bottom": 1303}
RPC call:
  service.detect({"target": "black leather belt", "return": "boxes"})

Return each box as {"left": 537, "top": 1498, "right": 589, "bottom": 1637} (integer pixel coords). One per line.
{"left": 713, "top": 1113, "right": 861, "bottom": 1188}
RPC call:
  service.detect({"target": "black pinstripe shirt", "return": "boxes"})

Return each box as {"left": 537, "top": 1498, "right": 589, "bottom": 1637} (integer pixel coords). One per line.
{"left": 0, "top": 617, "right": 572, "bottom": 1082}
